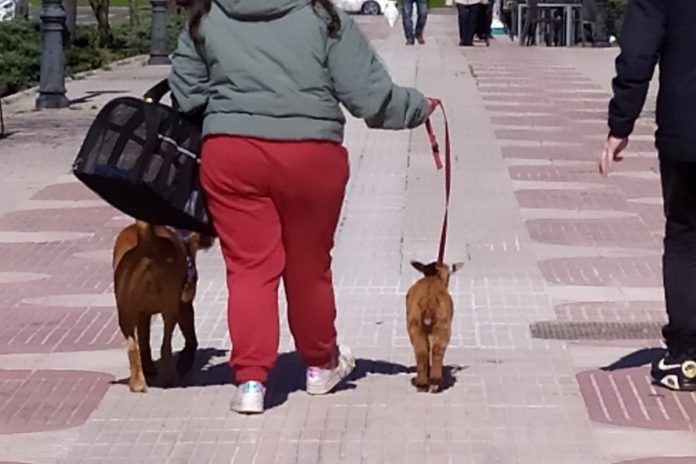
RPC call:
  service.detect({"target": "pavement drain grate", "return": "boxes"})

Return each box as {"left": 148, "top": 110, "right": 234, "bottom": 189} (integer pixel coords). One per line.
{"left": 530, "top": 321, "right": 663, "bottom": 340}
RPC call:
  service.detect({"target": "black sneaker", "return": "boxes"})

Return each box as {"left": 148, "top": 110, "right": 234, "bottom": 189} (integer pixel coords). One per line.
{"left": 651, "top": 353, "right": 696, "bottom": 391}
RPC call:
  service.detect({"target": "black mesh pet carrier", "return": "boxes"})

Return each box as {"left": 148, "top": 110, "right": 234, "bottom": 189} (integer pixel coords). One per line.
{"left": 72, "top": 79, "right": 215, "bottom": 236}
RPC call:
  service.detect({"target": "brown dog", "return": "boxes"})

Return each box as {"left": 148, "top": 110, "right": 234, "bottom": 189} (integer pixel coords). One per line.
{"left": 113, "top": 220, "right": 213, "bottom": 392}
{"left": 406, "top": 260, "right": 462, "bottom": 393}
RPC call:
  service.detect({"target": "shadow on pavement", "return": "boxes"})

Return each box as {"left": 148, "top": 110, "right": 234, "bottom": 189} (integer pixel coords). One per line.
{"left": 601, "top": 347, "right": 666, "bottom": 372}
{"left": 113, "top": 349, "right": 468, "bottom": 409}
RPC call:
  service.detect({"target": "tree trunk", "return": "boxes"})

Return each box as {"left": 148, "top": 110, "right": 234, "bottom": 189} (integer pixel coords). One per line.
{"left": 16, "top": 0, "right": 29, "bottom": 19}
{"left": 63, "top": 0, "right": 77, "bottom": 43}
{"left": 128, "top": 0, "right": 140, "bottom": 28}
{"left": 88, "top": 0, "right": 112, "bottom": 46}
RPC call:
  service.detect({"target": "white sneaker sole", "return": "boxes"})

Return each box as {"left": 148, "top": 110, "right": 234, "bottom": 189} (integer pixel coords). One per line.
{"left": 230, "top": 391, "right": 264, "bottom": 414}
{"left": 306, "top": 346, "right": 356, "bottom": 396}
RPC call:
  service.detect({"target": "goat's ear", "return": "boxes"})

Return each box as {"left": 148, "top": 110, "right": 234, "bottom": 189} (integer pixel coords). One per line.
{"left": 411, "top": 260, "right": 427, "bottom": 274}
{"left": 450, "top": 262, "right": 465, "bottom": 274}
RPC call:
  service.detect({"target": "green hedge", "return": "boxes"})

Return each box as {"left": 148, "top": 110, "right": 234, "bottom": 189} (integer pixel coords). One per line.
{"left": 0, "top": 12, "right": 186, "bottom": 98}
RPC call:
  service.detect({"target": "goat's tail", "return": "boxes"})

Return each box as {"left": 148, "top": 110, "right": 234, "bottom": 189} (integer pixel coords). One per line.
{"left": 421, "top": 309, "right": 434, "bottom": 328}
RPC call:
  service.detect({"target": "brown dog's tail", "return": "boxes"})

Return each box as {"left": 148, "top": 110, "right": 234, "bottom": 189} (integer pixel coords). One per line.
{"left": 135, "top": 220, "right": 157, "bottom": 251}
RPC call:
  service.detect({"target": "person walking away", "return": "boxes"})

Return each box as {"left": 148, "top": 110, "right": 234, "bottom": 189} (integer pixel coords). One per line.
{"left": 600, "top": 0, "right": 696, "bottom": 391}
{"left": 501, "top": 0, "right": 515, "bottom": 40}
{"left": 475, "top": 0, "right": 492, "bottom": 45}
{"left": 457, "top": 0, "right": 484, "bottom": 46}
{"left": 521, "top": 0, "right": 538, "bottom": 45}
{"left": 401, "top": 0, "right": 429, "bottom": 45}
{"left": 170, "top": 0, "right": 439, "bottom": 414}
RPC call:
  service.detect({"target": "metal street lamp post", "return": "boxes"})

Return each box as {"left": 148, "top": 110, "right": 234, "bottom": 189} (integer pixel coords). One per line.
{"left": 148, "top": 0, "right": 171, "bottom": 65}
{"left": 36, "top": 0, "right": 69, "bottom": 109}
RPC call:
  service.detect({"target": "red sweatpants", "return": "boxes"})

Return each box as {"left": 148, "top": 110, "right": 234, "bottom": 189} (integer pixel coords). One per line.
{"left": 200, "top": 135, "right": 349, "bottom": 383}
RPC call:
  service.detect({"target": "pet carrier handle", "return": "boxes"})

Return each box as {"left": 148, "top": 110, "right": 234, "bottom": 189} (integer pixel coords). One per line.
{"left": 139, "top": 80, "right": 171, "bottom": 161}
{"left": 143, "top": 79, "right": 171, "bottom": 104}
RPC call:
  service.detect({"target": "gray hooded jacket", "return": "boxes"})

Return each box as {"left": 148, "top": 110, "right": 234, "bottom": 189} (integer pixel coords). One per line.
{"left": 169, "top": 0, "right": 429, "bottom": 142}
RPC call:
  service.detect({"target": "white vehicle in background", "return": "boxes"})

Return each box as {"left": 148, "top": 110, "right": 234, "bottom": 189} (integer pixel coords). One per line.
{"left": 0, "top": 0, "right": 15, "bottom": 21}
{"left": 334, "top": 0, "right": 395, "bottom": 15}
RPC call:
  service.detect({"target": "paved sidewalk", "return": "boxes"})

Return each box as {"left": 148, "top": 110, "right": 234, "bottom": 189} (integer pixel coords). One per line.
{"left": 0, "top": 14, "right": 692, "bottom": 464}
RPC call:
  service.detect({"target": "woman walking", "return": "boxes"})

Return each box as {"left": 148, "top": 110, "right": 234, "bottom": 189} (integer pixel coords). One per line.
{"left": 170, "top": 0, "right": 437, "bottom": 414}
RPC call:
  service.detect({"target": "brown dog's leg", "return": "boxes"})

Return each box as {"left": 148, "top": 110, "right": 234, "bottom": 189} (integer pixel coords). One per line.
{"left": 126, "top": 335, "right": 148, "bottom": 392}
{"left": 176, "top": 301, "right": 198, "bottom": 377}
{"left": 137, "top": 313, "right": 157, "bottom": 377}
{"left": 158, "top": 315, "right": 177, "bottom": 388}
{"left": 429, "top": 329, "right": 450, "bottom": 393}
{"left": 118, "top": 305, "right": 147, "bottom": 393}
{"left": 408, "top": 327, "right": 430, "bottom": 392}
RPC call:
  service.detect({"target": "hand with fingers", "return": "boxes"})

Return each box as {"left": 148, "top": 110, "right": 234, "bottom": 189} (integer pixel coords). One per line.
{"left": 599, "top": 135, "right": 629, "bottom": 176}
{"left": 427, "top": 98, "right": 441, "bottom": 116}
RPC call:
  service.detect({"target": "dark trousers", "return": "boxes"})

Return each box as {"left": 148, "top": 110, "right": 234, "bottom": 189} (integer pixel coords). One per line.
{"left": 476, "top": 1, "right": 493, "bottom": 38}
{"left": 457, "top": 3, "right": 480, "bottom": 46}
{"left": 660, "top": 157, "right": 696, "bottom": 356}
{"left": 402, "top": 0, "right": 428, "bottom": 39}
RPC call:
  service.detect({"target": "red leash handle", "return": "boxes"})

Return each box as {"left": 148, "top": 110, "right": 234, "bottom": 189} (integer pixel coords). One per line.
{"left": 424, "top": 102, "right": 451, "bottom": 265}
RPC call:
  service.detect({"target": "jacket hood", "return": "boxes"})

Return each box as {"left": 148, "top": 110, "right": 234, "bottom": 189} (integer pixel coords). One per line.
{"left": 213, "top": 0, "right": 310, "bottom": 19}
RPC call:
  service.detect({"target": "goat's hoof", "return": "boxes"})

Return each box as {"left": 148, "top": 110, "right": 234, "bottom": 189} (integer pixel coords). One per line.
{"left": 411, "top": 377, "right": 429, "bottom": 392}
{"left": 429, "top": 381, "right": 444, "bottom": 393}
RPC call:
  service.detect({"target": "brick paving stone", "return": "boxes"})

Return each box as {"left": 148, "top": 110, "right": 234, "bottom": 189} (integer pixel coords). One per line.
{"left": 616, "top": 459, "right": 696, "bottom": 464}
{"left": 555, "top": 301, "right": 666, "bottom": 323}
{"left": 509, "top": 165, "right": 605, "bottom": 183}
{"left": 516, "top": 189, "right": 630, "bottom": 211}
{"left": 0, "top": 369, "right": 114, "bottom": 434}
{"left": 0, "top": 306, "right": 121, "bottom": 354}
{"left": 577, "top": 367, "right": 696, "bottom": 431}
{"left": 32, "top": 183, "right": 101, "bottom": 202}
{"left": 502, "top": 145, "right": 595, "bottom": 161}
{"left": 526, "top": 217, "right": 658, "bottom": 249}
{"left": 539, "top": 256, "right": 661, "bottom": 287}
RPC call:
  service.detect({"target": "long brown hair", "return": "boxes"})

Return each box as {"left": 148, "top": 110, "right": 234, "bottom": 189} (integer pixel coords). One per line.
{"left": 175, "top": 0, "right": 211, "bottom": 45}
{"left": 180, "top": 0, "right": 342, "bottom": 45}
{"left": 312, "top": 0, "right": 341, "bottom": 38}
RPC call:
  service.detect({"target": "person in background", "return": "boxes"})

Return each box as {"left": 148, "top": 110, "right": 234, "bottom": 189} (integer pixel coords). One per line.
{"left": 600, "top": 0, "right": 696, "bottom": 391}
{"left": 456, "top": 0, "right": 485, "bottom": 46}
{"left": 170, "top": 0, "right": 440, "bottom": 414}
{"left": 401, "top": 0, "right": 429, "bottom": 45}
{"left": 501, "top": 0, "right": 515, "bottom": 40}
{"left": 475, "top": 0, "right": 493, "bottom": 45}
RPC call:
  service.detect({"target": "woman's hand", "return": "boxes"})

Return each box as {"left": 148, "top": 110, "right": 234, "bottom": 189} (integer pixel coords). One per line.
{"left": 427, "top": 98, "right": 441, "bottom": 116}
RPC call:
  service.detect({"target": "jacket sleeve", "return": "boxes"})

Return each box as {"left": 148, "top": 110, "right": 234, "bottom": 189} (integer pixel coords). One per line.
{"left": 327, "top": 11, "right": 429, "bottom": 130}
{"left": 608, "top": 0, "right": 666, "bottom": 138}
{"left": 169, "top": 30, "right": 210, "bottom": 115}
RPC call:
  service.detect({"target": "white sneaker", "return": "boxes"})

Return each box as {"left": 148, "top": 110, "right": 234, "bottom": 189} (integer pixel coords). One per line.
{"left": 230, "top": 381, "right": 265, "bottom": 414}
{"left": 306, "top": 345, "right": 356, "bottom": 395}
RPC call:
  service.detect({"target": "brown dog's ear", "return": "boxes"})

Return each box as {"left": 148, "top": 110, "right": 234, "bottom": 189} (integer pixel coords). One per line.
{"left": 450, "top": 262, "right": 465, "bottom": 274}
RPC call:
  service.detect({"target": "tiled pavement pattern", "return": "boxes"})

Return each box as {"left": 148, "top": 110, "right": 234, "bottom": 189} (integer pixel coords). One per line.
{"left": 0, "top": 14, "right": 694, "bottom": 464}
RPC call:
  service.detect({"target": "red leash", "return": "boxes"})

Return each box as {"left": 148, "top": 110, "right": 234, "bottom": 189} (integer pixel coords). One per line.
{"left": 424, "top": 102, "right": 451, "bottom": 265}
